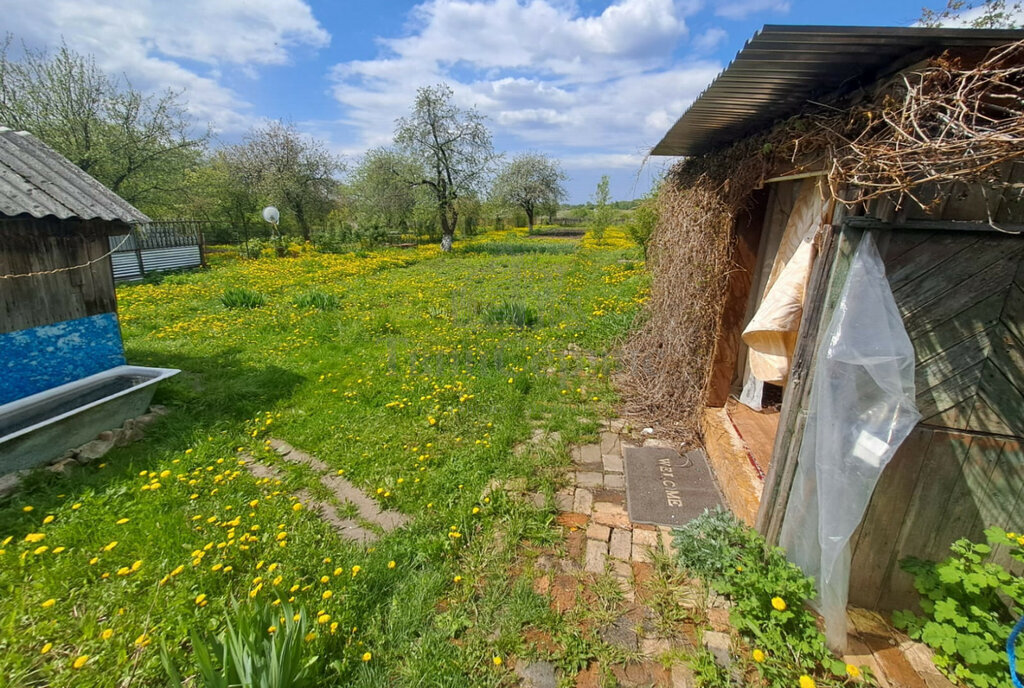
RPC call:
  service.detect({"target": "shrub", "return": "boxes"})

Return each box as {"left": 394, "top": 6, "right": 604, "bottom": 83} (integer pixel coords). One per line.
{"left": 162, "top": 601, "right": 318, "bottom": 688}
{"left": 482, "top": 300, "right": 539, "bottom": 328}
{"left": 221, "top": 287, "right": 267, "bottom": 309}
{"left": 625, "top": 192, "right": 658, "bottom": 258}
{"left": 293, "top": 290, "right": 340, "bottom": 311}
{"left": 893, "top": 526, "right": 1024, "bottom": 688}
{"left": 673, "top": 508, "right": 856, "bottom": 687}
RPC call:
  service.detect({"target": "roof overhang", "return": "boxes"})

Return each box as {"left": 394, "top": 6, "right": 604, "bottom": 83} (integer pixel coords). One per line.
{"left": 651, "top": 25, "right": 1024, "bottom": 158}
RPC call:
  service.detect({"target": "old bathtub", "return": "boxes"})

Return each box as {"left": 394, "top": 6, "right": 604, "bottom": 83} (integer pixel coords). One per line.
{"left": 0, "top": 365, "right": 178, "bottom": 474}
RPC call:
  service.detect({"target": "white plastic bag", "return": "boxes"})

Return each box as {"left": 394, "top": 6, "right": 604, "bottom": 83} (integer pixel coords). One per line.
{"left": 778, "top": 232, "right": 921, "bottom": 651}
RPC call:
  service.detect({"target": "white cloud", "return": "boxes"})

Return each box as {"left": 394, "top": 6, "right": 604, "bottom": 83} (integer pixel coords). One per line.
{"left": 713, "top": 0, "right": 790, "bottom": 20}
{"left": 329, "top": 0, "right": 722, "bottom": 182}
{"left": 3, "top": 0, "right": 329, "bottom": 132}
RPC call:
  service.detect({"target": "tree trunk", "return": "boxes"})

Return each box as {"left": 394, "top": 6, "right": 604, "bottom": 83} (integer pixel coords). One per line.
{"left": 526, "top": 208, "right": 534, "bottom": 233}
{"left": 439, "top": 203, "right": 458, "bottom": 252}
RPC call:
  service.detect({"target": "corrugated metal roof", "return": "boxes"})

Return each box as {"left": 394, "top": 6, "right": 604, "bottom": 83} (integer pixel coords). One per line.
{"left": 0, "top": 127, "right": 149, "bottom": 223}
{"left": 651, "top": 25, "right": 1024, "bottom": 157}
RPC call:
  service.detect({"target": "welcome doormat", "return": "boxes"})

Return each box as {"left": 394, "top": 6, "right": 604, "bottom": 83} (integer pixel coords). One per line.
{"left": 623, "top": 445, "right": 722, "bottom": 527}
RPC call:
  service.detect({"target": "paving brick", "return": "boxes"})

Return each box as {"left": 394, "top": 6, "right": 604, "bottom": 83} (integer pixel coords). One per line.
{"left": 602, "top": 453, "right": 624, "bottom": 473}
{"left": 633, "top": 528, "right": 658, "bottom": 548}
{"left": 660, "top": 528, "right": 678, "bottom": 558}
{"left": 609, "top": 528, "right": 632, "bottom": 560}
{"left": 600, "top": 431, "right": 621, "bottom": 455}
{"left": 554, "top": 492, "right": 574, "bottom": 512}
{"left": 557, "top": 512, "right": 589, "bottom": 529}
{"left": 592, "top": 509, "right": 631, "bottom": 530}
{"left": 631, "top": 543, "right": 652, "bottom": 563}
{"left": 586, "top": 523, "right": 611, "bottom": 541}
{"left": 584, "top": 538, "right": 607, "bottom": 573}
{"left": 574, "top": 444, "right": 602, "bottom": 464}
{"left": 576, "top": 471, "right": 603, "bottom": 488}
{"left": 604, "top": 473, "right": 625, "bottom": 489}
{"left": 573, "top": 488, "right": 593, "bottom": 514}
{"left": 641, "top": 637, "right": 672, "bottom": 658}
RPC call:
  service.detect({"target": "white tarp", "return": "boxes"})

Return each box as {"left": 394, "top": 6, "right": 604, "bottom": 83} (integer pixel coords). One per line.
{"left": 741, "top": 178, "right": 825, "bottom": 386}
{"left": 778, "top": 232, "right": 921, "bottom": 651}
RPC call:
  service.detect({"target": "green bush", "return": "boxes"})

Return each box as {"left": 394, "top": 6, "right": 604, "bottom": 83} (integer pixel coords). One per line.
{"left": 482, "top": 300, "right": 539, "bottom": 328}
{"left": 893, "top": 526, "right": 1024, "bottom": 688}
{"left": 673, "top": 508, "right": 855, "bottom": 687}
{"left": 162, "top": 601, "right": 318, "bottom": 688}
{"left": 293, "top": 290, "right": 341, "bottom": 311}
{"left": 221, "top": 287, "right": 267, "bottom": 309}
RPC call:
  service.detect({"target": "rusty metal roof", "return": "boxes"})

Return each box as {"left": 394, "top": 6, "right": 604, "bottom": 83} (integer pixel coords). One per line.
{"left": 0, "top": 127, "right": 149, "bottom": 223}
{"left": 651, "top": 25, "right": 1024, "bottom": 157}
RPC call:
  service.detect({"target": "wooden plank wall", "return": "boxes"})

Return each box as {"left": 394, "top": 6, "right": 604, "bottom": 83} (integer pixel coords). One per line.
{"left": 849, "top": 228, "right": 1024, "bottom": 609}
{"left": 0, "top": 218, "right": 120, "bottom": 334}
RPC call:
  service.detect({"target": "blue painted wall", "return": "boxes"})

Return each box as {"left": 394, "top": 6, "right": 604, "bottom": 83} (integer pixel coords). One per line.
{"left": 0, "top": 313, "right": 126, "bottom": 405}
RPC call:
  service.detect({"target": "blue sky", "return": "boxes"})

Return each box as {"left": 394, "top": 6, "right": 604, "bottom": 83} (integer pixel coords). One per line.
{"left": 5, "top": 0, "right": 942, "bottom": 202}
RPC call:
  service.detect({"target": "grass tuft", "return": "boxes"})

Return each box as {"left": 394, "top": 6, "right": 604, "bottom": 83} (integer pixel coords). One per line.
{"left": 221, "top": 287, "right": 267, "bottom": 309}
{"left": 293, "top": 290, "right": 341, "bottom": 311}
{"left": 481, "top": 300, "right": 539, "bottom": 328}
{"left": 461, "top": 242, "right": 575, "bottom": 256}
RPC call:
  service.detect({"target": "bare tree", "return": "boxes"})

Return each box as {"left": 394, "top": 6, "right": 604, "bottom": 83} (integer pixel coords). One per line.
{"left": 920, "top": 0, "right": 1023, "bottom": 27}
{"left": 492, "top": 153, "right": 567, "bottom": 232}
{"left": 227, "top": 121, "right": 343, "bottom": 241}
{"left": 394, "top": 84, "right": 496, "bottom": 251}
{"left": 0, "top": 37, "right": 207, "bottom": 213}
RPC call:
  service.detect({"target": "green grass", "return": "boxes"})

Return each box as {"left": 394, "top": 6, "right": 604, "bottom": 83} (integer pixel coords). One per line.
{"left": 220, "top": 287, "right": 267, "bottom": 309}
{"left": 481, "top": 299, "right": 539, "bottom": 328}
{"left": 459, "top": 241, "right": 577, "bottom": 255}
{"left": 0, "top": 229, "right": 648, "bottom": 686}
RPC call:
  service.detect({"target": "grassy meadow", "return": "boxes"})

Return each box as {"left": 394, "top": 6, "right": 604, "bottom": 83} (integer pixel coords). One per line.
{"left": 0, "top": 228, "right": 648, "bottom": 686}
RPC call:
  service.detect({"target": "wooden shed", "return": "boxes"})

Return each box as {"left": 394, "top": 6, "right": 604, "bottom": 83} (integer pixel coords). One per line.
{"left": 0, "top": 127, "right": 150, "bottom": 405}
{"left": 648, "top": 25, "right": 1024, "bottom": 630}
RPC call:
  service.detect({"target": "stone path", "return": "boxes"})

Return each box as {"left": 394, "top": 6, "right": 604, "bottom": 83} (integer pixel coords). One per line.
{"left": 513, "top": 420, "right": 697, "bottom": 688}
{"left": 241, "top": 437, "right": 408, "bottom": 546}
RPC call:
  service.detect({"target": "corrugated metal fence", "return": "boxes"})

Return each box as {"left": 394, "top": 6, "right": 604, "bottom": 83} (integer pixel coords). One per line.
{"left": 110, "top": 221, "right": 205, "bottom": 281}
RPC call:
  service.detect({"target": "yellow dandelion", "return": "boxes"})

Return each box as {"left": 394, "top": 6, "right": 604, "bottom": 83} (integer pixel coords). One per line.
{"left": 40, "top": 642, "right": 53, "bottom": 654}
{"left": 23, "top": 506, "right": 33, "bottom": 512}
{"left": 388, "top": 560, "right": 396, "bottom": 569}
{"left": 362, "top": 652, "right": 372, "bottom": 662}
{"left": 195, "top": 593, "right": 207, "bottom": 606}
{"left": 24, "top": 533, "right": 45, "bottom": 543}
{"left": 72, "top": 655, "right": 89, "bottom": 669}
{"left": 72, "top": 503, "right": 82, "bottom": 510}
{"left": 752, "top": 649, "right": 765, "bottom": 663}
{"left": 292, "top": 503, "right": 303, "bottom": 512}
{"left": 116, "top": 518, "right": 129, "bottom": 525}
{"left": 103, "top": 541, "right": 118, "bottom": 551}
{"left": 846, "top": 665, "right": 861, "bottom": 679}
{"left": 770, "top": 597, "right": 787, "bottom": 611}
{"left": 322, "top": 590, "right": 333, "bottom": 600}
{"left": 351, "top": 565, "right": 361, "bottom": 577}
{"left": 41, "top": 598, "right": 56, "bottom": 608}
{"left": 493, "top": 656, "right": 503, "bottom": 666}
{"left": 42, "top": 515, "right": 54, "bottom": 524}
{"left": 101, "top": 629, "right": 114, "bottom": 640}
{"left": 799, "top": 676, "right": 816, "bottom": 688}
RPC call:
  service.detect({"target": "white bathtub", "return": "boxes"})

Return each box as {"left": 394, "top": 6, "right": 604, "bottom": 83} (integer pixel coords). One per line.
{"left": 0, "top": 365, "right": 179, "bottom": 474}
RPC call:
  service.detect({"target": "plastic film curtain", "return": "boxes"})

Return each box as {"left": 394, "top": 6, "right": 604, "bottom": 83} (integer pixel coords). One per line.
{"left": 778, "top": 232, "right": 921, "bottom": 651}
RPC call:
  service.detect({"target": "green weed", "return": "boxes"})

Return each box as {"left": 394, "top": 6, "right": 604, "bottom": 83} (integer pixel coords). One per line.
{"left": 482, "top": 300, "right": 539, "bottom": 328}
{"left": 294, "top": 290, "right": 341, "bottom": 311}
{"left": 221, "top": 287, "right": 267, "bottom": 309}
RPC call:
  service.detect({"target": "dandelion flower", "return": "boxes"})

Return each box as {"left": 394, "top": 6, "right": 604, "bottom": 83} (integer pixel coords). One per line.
{"left": 388, "top": 560, "right": 396, "bottom": 569}
{"left": 322, "top": 590, "right": 333, "bottom": 600}
{"left": 752, "top": 649, "right": 765, "bottom": 663}
{"left": 362, "top": 652, "right": 372, "bottom": 662}
{"left": 72, "top": 655, "right": 89, "bottom": 669}
{"left": 135, "top": 633, "right": 150, "bottom": 647}
{"left": 453, "top": 575, "right": 462, "bottom": 583}
{"left": 770, "top": 597, "right": 787, "bottom": 611}
{"left": 292, "top": 503, "right": 303, "bottom": 512}
{"left": 351, "top": 565, "right": 361, "bottom": 577}
{"left": 42, "top": 515, "right": 54, "bottom": 524}
{"left": 71, "top": 503, "right": 81, "bottom": 510}
{"left": 304, "top": 631, "right": 316, "bottom": 642}
{"left": 799, "top": 676, "right": 816, "bottom": 688}
{"left": 116, "top": 518, "right": 129, "bottom": 525}
{"left": 103, "top": 541, "right": 118, "bottom": 551}
{"left": 101, "top": 629, "right": 114, "bottom": 640}
{"left": 24, "top": 533, "right": 45, "bottom": 543}
{"left": 40, "top": 642, "right": 52, "bottom": 654}
{"left": 41, "top": 598, "right": 56, "bottom": 608}
{"left": 846, "top": 665, "right": 861, "bottom": 679}
{"left": 493, "top": 656, "right": 503, "bottom": 666}
{"left": 195, "top": 593, "right": 207, "bottom": 606}
{"left": 23, "top": 506, "right": 33, "bottom": 512}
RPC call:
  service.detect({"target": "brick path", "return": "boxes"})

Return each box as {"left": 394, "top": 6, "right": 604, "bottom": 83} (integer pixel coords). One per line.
{"left": 514, "top": 420, "right": 695, "bottom": 688}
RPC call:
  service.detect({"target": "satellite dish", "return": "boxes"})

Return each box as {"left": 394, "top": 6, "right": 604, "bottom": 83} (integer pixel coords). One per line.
{"left": 262, "top": 206, "right": 280, "bottom": 225}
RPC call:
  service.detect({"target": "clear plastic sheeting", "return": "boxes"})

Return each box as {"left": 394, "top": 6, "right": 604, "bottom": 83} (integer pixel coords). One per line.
{"left": 778, "top": 232, "right": 921, "bottom": 651}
